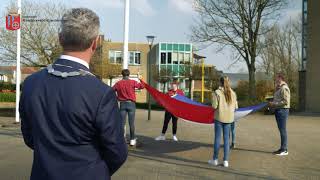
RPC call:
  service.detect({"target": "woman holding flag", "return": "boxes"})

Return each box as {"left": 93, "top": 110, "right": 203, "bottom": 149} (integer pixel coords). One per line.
{"left": 209, "top": 76, "right": 238, "bottom": 168}
{"left": 155, "top": 79, "right": 184, "bottom": 142}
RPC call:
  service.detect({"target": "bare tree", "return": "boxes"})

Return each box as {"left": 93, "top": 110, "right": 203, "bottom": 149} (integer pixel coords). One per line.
{"left": 0, "top": 0, "right": 66, "bottom": 66}
{"left": 90, "top": 60, "right": 122, "bottom": 86}
{"left": 152, "top": 65, "right": 173, "bottom": 93}
{"left": 191, "top": 0, "right": 286, "bottom": 99}
{"left": 259, "top": 17, "right": 301, "bottom": 95}
{"left": 181, "top": 64, "right": 219, "bottom": 98}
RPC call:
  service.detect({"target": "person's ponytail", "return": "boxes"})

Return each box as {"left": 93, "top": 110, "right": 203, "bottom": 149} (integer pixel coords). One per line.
{"left": 220, "top": 76, "right": 232, "bottom": 105}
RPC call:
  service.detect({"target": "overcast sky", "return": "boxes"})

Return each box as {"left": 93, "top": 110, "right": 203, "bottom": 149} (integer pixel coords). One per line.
{"left": 1, "top": 0, "right": 302, "bottom": 72}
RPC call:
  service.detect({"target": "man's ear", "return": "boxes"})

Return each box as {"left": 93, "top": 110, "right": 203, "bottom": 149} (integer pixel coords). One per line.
{"left": 91, "top": 36, "right": 100, "bottom": 52}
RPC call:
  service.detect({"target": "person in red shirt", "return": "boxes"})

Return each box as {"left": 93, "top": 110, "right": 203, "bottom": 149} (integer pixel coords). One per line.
{"left": 155, "top": 80, "right": 184, "bottom": 142}
{"left": 113, "top": 69, "right": 144, "bottom": 146}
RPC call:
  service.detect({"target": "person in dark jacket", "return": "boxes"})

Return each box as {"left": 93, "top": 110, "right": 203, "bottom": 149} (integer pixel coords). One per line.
{"left": 19, "top": 8, "right": 127, "bottom": 180}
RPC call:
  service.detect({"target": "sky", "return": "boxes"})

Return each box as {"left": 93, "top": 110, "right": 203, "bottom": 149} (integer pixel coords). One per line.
{"left": 1, "top": 0, "right": 302, "bottom": 72}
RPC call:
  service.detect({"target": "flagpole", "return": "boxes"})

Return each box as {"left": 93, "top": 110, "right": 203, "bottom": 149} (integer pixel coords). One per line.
{"left": 15, "top": 0, "right": 21, "bottom": 123}
{"left": 122, "top": 0, "right": 130, "bottom": 69}
{"left": 201, "top": 58, "right": 204, "bottom": 103}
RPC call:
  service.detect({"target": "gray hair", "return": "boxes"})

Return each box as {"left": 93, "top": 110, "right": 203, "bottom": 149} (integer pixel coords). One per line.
{"left": 60, "top": 8, "right": 100, "bottom": 51}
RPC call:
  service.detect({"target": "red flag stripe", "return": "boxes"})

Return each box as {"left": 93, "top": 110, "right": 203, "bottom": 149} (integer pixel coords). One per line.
{"left": 141, "top": 80, "right": 214, "bottom": 124}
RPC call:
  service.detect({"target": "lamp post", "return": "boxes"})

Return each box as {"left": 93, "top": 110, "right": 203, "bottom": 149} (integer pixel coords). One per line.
{"left": 146, "top": 35, "right": 155, "bottom": 121}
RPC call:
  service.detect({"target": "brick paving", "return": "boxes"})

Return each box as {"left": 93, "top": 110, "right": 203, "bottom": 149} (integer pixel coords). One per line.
{"left": 0, "top": 110, "right": 320, "bottom": 180}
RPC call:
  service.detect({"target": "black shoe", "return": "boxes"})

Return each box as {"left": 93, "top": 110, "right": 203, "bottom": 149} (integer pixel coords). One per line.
{"left": 275, "top": 150, "right": 289, "bottom": 156}
{"left": 230, "top": 143, "right": 235, "bottom": 149}
{"left": 272, "top": 149, "right": 282, "bottom": 154}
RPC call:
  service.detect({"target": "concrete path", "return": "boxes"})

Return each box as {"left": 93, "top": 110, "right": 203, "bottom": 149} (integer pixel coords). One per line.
{"left": 0, "top": 110, "right": 320, "bottom": 180}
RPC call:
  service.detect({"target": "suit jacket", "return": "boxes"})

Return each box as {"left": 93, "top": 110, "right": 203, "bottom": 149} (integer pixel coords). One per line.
{"left": 19, "top": 58, "right": 128, "bottom": 180}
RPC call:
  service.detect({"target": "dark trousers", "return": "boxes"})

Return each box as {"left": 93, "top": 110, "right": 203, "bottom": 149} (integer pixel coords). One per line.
{"left": 161, "top": 111, "right": 178, "bottom": 135}
{"left": 275, "top": 108, "right": 289, "bottom": 151}
{"left": 120, "top": 101, "right": 136, "bottom": 140}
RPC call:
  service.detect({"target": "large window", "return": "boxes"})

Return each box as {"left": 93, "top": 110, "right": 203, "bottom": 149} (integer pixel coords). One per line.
{"left": 158, "top": 43, "right": 192, "bottom": 65}
{"left": 109, "top": 50, "right": 141, "bottom": 65}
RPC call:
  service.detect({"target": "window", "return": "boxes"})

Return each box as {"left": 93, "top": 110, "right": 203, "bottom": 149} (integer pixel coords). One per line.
{"left": 129, "top": 52, "right": 134, "bottom": 64}
{"left": 303, "top": 47, "right": 307, "bottom": 59}
{"left": 161, "top": 43, "right": 166, "bottom": 51}
{"left": 115, "top": 51, "right": 122, "bottom": 64}
{"left": 185, "top": 44, "right": 191, "bottom": 52}
{"left": 179, "top": 44, "right": 185, "bottom": 51}
{"left": 303, "top": 0, "right": 307, "bottom": 12}
{"left": 109, "top": 50, "right": 122, "bottom": 64}
{"left": 109, "top": 50, "right": 140, "bottom": 65}
{"left": 167, "top": 52, "right": 172, "bottom": 64}
{"left": 178, "top": 53, "right": 184, "bottom": 64}
{"left": 172, "top": 52, "right": 178, "bottom": 64}
{"left": 173, "top": 44, "right": 179, "bottom": 51}
{"left": 134, "top": 52, "right": 141, "bottom": 65}
{"left": 108, "top": 50, "right": 115, "bottom": 63}
{"left": 167, "top": 44, "right": 173, "bottom": 51}
{"left": 184, "top": 53, "right": 191, "bottom": 64}
{"left": 161, "top": 52, "right": 166, "bottom": 64}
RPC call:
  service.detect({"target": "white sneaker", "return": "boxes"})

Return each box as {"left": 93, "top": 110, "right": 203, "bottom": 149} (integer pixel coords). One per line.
{"left": 223, "top": 161, "right": 229, "bottom": 167}
{"left": 275, "top": 150, "right": 289, "bottom": 156}
{"left": 129, "top": 139, "right": 137, "bottom": 146}
{"left": 155, "top": 135, "right": 165, "bottom": 141}
{"left": 173, "top": 135, "right": 178, "bottom": 141}
{"left": 208, "top": 159, "right": 218, "bottom": 166}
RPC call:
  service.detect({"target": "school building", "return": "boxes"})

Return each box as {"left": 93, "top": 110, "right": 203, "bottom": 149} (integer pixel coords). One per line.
{"left": 92, "top": 39, "right": 215, "bottom": 103}
{"left": 299, "top": 0, "right": 320, "bottom": 112}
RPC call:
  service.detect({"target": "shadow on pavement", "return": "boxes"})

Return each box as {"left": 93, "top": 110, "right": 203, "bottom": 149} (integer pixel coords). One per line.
{"left": 129, "top": 135, "right": 281, "bottom": 180}
{"left": 0, "top": 108, "right": 15, "bottom": 117}
{"left": 132, "top": 135, "right": 212, "bottom": 154}
{"left": 234, "top": 147, "right": 273, "bottom": 154}
{"left": 0, "top": 128, "right": 22, "bottom": 138}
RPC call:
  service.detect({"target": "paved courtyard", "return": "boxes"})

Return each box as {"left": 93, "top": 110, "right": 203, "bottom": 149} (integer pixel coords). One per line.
{"left": 0, "top": 109, "right": 320, "bottom": 180}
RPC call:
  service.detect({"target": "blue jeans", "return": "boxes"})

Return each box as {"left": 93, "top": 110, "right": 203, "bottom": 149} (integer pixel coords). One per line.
{"left": 213, "top": 120, "right": 231, "bottom": 161}
{"left": 275, "top": 108, "right": 289, "bottom": 151}
{"left": 230, "top": 122, "right": 236, "bottom": 145}
{"left": 120, "top": 101, "right": 136, "bottom": 140}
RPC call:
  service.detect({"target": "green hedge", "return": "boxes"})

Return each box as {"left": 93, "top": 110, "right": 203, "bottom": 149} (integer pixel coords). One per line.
{"left": 0, "top": 93, "right": 16, "bottom": 102}
{"left": 0, "top": 83, "right": 16, "bottom": 91}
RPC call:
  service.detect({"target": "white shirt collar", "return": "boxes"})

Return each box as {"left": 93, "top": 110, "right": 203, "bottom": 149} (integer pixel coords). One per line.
{"left": 60, "top": 55, "right": 89, "bottom": 69}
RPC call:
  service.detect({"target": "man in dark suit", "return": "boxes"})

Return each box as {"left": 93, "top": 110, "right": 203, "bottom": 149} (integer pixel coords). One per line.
{"left": 19, "top": 8, "right": 127, "bottom": 180}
